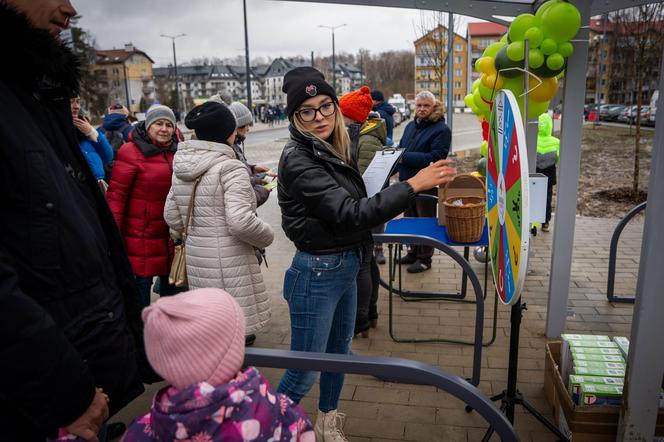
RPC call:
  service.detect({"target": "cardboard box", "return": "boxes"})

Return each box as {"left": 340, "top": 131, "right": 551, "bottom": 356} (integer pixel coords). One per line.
{"left": 574, "top": 366, "right": 626, "bottom": 377}
{"left": 437, "top": 174, "right": 485, "bottom": 226}
{"left": 544, "top": 341, "right": 664, "bottom": 441}
{"left": 574, "top": 360, "right": 626, "bottom": 370}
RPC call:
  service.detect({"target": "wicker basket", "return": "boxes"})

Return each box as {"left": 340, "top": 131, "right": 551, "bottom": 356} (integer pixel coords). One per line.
{"left": 443, "top": 174, "right": 486, "bottom": 243}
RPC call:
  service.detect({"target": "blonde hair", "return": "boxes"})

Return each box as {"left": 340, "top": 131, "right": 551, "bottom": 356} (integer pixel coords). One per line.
{"left": 293, "top": 102, "right": 351, "bottom": 163}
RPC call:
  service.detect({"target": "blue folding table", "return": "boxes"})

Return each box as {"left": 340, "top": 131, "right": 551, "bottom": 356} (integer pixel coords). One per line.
{"left": 373, "top": 217, "right": 497, "bottom": 386}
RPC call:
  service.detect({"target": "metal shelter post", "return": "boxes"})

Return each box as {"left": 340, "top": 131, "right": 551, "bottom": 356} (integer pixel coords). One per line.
{"left": 617, "top": 50, "right": 664, "bottom": 442}
{"left": 447, "top": 12, "right": 454, "bottom": 132}
{"left": 544, "top": 0, "right": 591, "bottom": 338}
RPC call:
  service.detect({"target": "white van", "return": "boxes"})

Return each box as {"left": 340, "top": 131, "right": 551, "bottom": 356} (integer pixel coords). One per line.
{"left": 649, "top": 90, "right": 658, "bottom": 126}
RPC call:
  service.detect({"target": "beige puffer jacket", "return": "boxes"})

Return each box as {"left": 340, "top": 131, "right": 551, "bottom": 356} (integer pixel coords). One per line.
{"left": 164, "top": 139, "right": 274, "bottom": 333}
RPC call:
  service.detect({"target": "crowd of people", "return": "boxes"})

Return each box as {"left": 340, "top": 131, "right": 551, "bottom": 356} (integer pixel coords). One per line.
{"left": 1, "top": 1, "right": 459, "bottom": 442}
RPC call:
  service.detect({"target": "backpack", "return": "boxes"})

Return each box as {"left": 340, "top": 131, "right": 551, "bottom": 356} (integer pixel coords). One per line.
{"left": 105, "top": 124, "right": 130, "bottom": 153}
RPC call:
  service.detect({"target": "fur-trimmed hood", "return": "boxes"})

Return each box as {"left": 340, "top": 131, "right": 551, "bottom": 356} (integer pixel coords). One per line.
{"left": 421, "top": 101, "right": 445, "bottom": 123}
{"left": 0, "top": 3, "right": 80, "bottom": 92}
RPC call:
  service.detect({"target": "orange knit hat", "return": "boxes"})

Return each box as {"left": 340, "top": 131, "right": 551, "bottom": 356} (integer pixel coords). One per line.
{"left": 339, "top": 86, "right": 373, "bottom": 123}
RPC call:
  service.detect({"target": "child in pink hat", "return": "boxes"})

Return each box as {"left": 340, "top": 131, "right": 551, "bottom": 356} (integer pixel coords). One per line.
{"left": 121, "top": 288, "right": 315, "bottom": 442}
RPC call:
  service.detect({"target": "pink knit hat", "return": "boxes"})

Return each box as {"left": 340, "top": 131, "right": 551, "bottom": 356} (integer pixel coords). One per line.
{"left": 142, "top": 288, "right": 246, "bottom": 390}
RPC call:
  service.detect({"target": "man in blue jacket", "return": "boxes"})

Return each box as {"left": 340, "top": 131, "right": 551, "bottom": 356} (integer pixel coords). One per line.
{"left": 371, "top": 89, "right": 395, "bottom": 146}
{"left": 397, "top": 90, "right": 451, "bottom": 273}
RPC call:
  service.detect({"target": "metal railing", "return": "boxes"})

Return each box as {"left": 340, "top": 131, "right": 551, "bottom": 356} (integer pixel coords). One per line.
{"left": 245, "top": 348, "right": 519, "bottom": 441}
{"left": 606, "top": 201, "right": 646, "bottom": 303}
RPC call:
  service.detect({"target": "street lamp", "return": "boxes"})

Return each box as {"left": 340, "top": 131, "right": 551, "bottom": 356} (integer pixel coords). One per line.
{"left": 243, "top": 0, "right": 253, "bottom": 113}
{"left": 318, "top": 24, "right": 346, "bottom": 94}
{"left": 160, "top": 33, "right": 186, "bottom": 117}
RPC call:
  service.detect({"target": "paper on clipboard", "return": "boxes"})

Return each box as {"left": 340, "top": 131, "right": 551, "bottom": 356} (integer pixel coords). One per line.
{"left": 362, "top": 149, "right": 403, "bottom": 197}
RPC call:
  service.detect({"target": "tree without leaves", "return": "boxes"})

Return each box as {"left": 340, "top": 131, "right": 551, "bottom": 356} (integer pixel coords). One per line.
{"left": 609, "top": 3, "right": 664, "bottom": 196}
{"left": 414, "top": 11, "right": 459, "bottom": 105}
{"left": 69, "top": 17, "right": 108, "bottom": 119}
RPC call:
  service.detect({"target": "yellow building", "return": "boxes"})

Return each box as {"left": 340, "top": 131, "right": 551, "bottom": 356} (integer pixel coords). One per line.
{"left": 91, "top": 43, "right": 155, "bottom": 113}
{"left": 414, "top": 25, "right": 468, "bottom": 107}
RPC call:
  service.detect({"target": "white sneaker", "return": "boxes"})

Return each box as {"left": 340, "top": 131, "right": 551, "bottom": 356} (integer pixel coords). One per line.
{"left": 314, "top": 409, "right": 349, "bottom": 442}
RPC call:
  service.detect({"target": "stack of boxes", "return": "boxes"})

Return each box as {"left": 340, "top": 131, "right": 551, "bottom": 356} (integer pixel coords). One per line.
{"left": 560, "top": 334, "right": 628, "bottom": 406}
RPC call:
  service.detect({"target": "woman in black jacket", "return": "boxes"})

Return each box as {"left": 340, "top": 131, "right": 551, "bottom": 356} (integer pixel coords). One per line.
{"left": 276, "top": 67, "right": 456, "bottom": 442}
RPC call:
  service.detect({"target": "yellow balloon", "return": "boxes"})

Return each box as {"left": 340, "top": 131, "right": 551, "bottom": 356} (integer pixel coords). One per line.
{"left": 478, "top": 56, "right": 496, "bottom": 74}
{"left": 481, "top": 73, "right": 505, "bottom": 91}
{"left": 528, "top": 75, "right": 558, "bottom": 102}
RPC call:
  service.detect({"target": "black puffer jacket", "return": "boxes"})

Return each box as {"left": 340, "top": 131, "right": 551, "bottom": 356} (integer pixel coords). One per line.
{"left": 0, "top": 5, "right": 157, "bottom": 441}
{"left": 278, "top": 126, "right": 415, "bottom": 254}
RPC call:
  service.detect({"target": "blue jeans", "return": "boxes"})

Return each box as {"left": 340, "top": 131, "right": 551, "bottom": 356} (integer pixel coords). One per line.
{"left": 135, "top": 275, "right": 182, "bottom": 308}
{"left": 277, "top": 249, "right": 360, "bottom": 412}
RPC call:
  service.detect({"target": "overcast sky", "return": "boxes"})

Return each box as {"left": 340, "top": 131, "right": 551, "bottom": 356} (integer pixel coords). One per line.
{"left": 74, "top": 0, "right": 476, "bottom": 67}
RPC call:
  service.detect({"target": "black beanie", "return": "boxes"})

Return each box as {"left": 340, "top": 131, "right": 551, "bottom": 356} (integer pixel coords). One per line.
{"left": 370, "top": 89, "right": 384, "bottom": 102}
{"left": 282, "top": 67, "right": 337, "bottom": 118}
{"left": 185, "top": 101, "right": 237, "bottom": 144}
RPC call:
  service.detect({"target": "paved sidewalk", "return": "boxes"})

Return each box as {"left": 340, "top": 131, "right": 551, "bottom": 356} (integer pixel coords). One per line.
{"left": 111, "top": 200, "right": 643, "bottom": 441}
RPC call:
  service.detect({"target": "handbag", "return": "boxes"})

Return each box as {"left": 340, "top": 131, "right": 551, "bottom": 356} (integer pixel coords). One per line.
{"left": 169, "top": 177, "right": 202, "bottom": 287}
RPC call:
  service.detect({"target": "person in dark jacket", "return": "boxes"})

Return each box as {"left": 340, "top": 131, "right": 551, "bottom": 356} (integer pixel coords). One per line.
{"left": 99, "top": 105, "right": 133, "bottom": 151}
{"left": 276, "top": 67, "right": 456, "bottom": 442}
{"left": 227, "top": 100, "right": 274, "bottom": 207}
{"left": 106, "top": 105, "right": 181, "bottom": 308}
{"left": 70, "top": 95, "right": 114, "bottom": 192}
{"left": 371, "top": 89, "right": 395, "bottom": 146}
{"left": 397, "top": 90, "right": 452, "bottom": 273}
{"left": 0, "top": 2, "right": 159, "bottom": 441}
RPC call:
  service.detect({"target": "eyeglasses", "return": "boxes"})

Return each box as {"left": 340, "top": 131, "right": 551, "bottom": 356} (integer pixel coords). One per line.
{"left": 296, "top": 101, "right": 336, "bottom": 122}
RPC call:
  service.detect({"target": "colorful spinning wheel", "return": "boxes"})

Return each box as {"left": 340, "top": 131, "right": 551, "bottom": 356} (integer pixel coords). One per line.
{"left": 486, "top": 90, "right": 530, "bottom": 306}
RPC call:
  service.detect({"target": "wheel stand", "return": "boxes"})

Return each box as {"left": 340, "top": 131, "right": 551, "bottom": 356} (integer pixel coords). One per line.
{"left": 467, "top": 297, "right": 569, "bottom": 441}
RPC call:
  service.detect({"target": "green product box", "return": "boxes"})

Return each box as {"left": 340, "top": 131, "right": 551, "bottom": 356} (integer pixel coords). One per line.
{"left": 568, "top": 340, "right": 618, "bottom": 349}
{"left": 579, "top": 383, "right": 623, "bottom": 406}
{"left": 571, "top": 346, "right": 622, "bottom": 355}
{"left": 613, "top": 336, "right": 630, "bottom": 357}
{"left": 574, "top": 366, "right": 626, "bottom": 377}
{"left": 568, "top": 375, "right": 624, "bottom": 405}
{"left": 572, "top": 353, "right": 624, "bottom": 363}
{"left": 574, "top": 360, "right": 625, "bottom": 370}
{"left": 561, "top": 334, "right": 610, "bottom": 341}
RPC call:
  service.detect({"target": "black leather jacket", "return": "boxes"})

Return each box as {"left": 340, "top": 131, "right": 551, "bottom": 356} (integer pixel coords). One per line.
{"left": 278, "top": 126, "right": 415, "bottom": 254}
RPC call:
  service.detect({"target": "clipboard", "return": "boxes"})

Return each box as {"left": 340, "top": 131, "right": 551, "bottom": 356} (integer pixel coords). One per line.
{"left": 362, "top": 148, "right": 403, "bottom": 198}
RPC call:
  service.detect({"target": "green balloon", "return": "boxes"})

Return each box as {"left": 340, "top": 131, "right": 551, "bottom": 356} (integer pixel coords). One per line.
{"left": 527, "top": 98, "right": 550, "bottom": 119}
{"left": 477, "top": 157, "right": 487, "bottom": 176}
{"left": 483, "top": 41, "right": 506, "bottom": 59}
{"left": 475, "top": 58, "right": 482, "bottom": 72}
{"left": 536, "top": 0, "right": 562, "bottom": 20}
{"left": 472, "top": 79, "right": 481, "bottom": 92}
{"left": 495, "top": 46, "right": 523, "bottom": 78}
{"left": 557, "top": 41, "right": 574, "bottom": 57}
{"left": 529, "top": 48, "right": 545, "bottom": 69}
{"left": 532, "top": 58, "right": 565, "bottom": 77}
{"left": 524, "top": 27, "right": 544, "bottom": 47}
{"left": 506, "top": 41, "right": 525, "bottom": 62}
{"left": 500, "top": 34, "right": 509, "bottom": 44}
{"left": 546, "top": 53, "right": 565, "bottom": 70}
{"left": 509, "top": 13, "right": 541, "bottom": 42}
{"left": 540, "top": 38, "right": 558, "bottom": 55}
{"left": 503, "top": 75, "right": 525, "bottom": 96}
{"left": 541, "top": 2, "right": 581, "bottom": 43}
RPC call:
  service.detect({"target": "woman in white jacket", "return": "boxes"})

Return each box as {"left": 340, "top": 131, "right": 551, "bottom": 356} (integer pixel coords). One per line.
{"left": 164, "top": 101, "right": 274, "bottom": 345}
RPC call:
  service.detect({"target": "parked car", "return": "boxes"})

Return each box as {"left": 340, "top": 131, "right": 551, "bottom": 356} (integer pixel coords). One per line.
{"left": 388, "top": 94, "right": 409, "bottom": 126}
{"left": 599, "top": 104, "right": 625, "bottom": 121}
{"left": 618, "top": 105, "right": 650, "bottom": 124}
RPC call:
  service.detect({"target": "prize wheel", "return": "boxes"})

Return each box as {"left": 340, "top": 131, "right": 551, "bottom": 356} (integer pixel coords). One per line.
{"left": 486, "top": 90, "right": 530, "bottom": 306}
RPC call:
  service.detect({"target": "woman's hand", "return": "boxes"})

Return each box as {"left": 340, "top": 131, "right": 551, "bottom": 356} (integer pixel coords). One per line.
{"left": 65, "top": 387, "right": 109, "bottom": 442}
{"left": 407, "top": 159, "right": 457, "bottom": 193}
{"left": 73, "top": 117, "right": 95, "bottom": 138}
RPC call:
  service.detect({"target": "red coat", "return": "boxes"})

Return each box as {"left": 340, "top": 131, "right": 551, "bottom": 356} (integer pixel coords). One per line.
{"left": 107, "top": 123, "right": 177, "bottom": 277}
